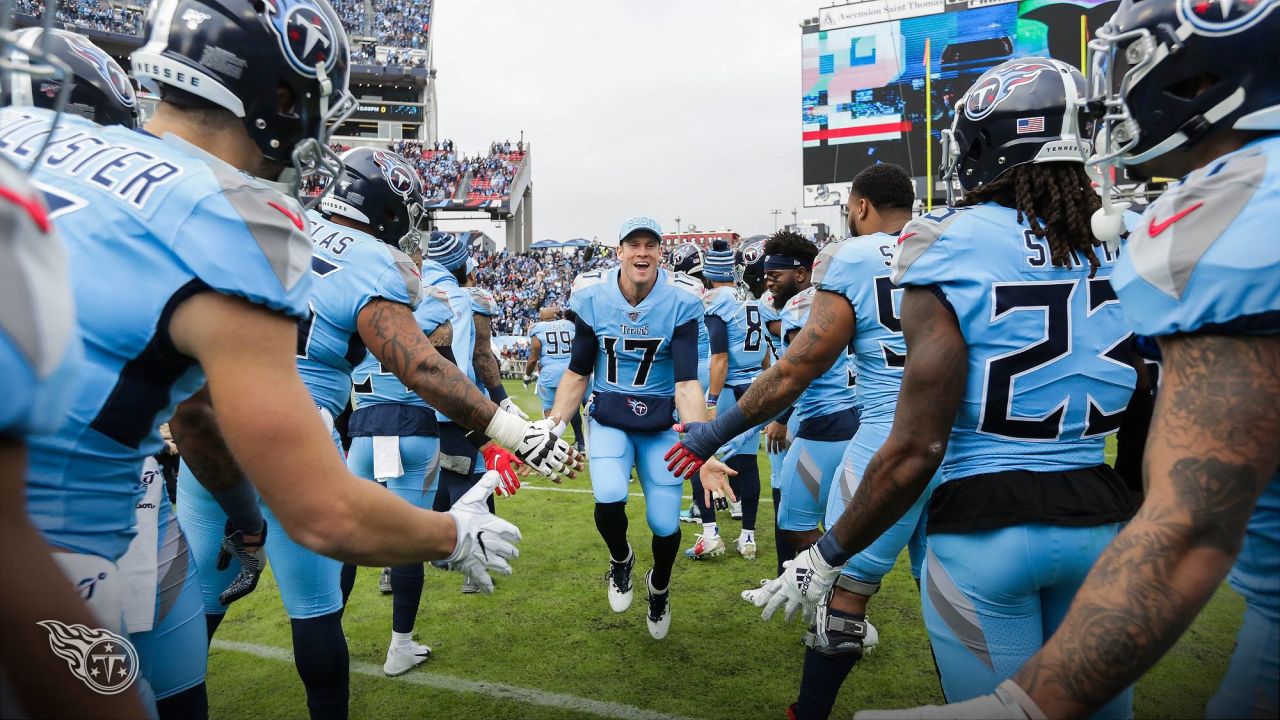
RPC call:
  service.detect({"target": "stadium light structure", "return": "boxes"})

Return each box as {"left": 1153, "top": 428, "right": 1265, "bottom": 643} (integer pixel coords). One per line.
{"left": 770, "top": 209, "right": 782, "bottom": 231}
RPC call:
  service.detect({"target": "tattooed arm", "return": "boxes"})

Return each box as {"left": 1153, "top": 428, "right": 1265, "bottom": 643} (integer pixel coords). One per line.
{"left": 729, "top": 289, "right": 854, "bottom": 426}
{"left": 826, "top": 287, "right": 967, "bottom": 560}
{"left": 471, "top": 312, "right": 504, "bottom": 394}
{"left": 525, "top": 335, "right": 541, "bottom": 379}
{"left": 1012, "top": 333, "right": 1280, "bottom": 718}
{"left": 171, "top": 385, "right": 245, "bottom": 493}
{"left": 357, "top": 298, "right": 498, "bottom": 431}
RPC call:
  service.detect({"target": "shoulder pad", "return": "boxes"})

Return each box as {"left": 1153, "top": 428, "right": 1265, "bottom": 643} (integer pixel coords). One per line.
{"left": 466, "top": 286, "right": 497, "bottom": 315}
{"left": 205, "top": 163, "right": 312, "bottom": 293}
{"left": 1126, "top": 149, "right": 1267, "bottom": 299}
{"left": 784, "top": 287, "right": 816, "bottom": 324}
{"left": 668, "top": 271, "right": 706, "bottom": 298}
{"left": 810, "top": 239, "right": 845, "bottom": 286}
{"left": 891, "top": 207, "right": 969, "bottom": 285}
{"left": 760, "top": 289, "right": 774, "bottom": 305}
{"left": 422, "top": 284, "right": 451, "bottom": 304}
{"left": 572, "top": 269, "right": 607, "bottom": 294}
{"left": 385, "top": 245, "right": 423, "bottom": 308}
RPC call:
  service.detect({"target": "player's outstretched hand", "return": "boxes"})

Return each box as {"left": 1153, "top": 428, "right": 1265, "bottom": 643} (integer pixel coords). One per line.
{"left": 853, "top": 680, "right": 1038, "bottom": 719}
{"left": 215, "top": 520, "right": 268, "bottom": 606}
{"left": 666, "top": 422, "right": 724, "bottom": 479}
{"left": 444, "top": 471, "right": 523, "bottom": 594}
{"left": 746, "top": 545, "right": 839, "bottom": 624}
{"left": 698, "top": 457, "right": 737, "bottom": 508}
{"left": 513, "top": 418, "right": 581, "bottom": 483}
{"left": 499, "top": 397, "right": 530, "bottom": 420}
{"left": 481, "top": 444, "right": 523, "bottom": 496}
{"left": 764, "top": 421, "right": 790, "bottom": 455}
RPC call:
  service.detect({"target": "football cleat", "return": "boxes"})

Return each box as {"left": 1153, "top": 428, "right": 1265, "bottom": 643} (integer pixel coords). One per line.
{"left": 379, "top": 567, "right": 392, "bottom": 595}
{"left": 645, "top": 571, "right": 671, "bottom": 640}
{"left": 679, "top": 504, "right": 700, "bottom": 524}
{"left": 383, "top": 640, "right": 432, "bottom": 677}
{"left": 736, "top": 536, "right": 757, "bottom": 561}
{"left": 605, "top": 550, "right": 635, "bottom": 612}
{"left": 461, "top": 576, "right": 483, "bottom": 594}
{"left": 684, "top": 533, "right": 725, "bottom": 560}
{"left": 729, "top": 500, "right": 743, "bottom": 520}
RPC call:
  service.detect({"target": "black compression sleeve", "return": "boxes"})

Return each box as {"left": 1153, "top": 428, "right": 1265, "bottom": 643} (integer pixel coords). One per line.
{"left": 706, "top": 315, "right": 729, "bottom": 355}
{"left": 568, "top": 317, "right": 598, "bottom": 376}
{"left": 672, "top": 319, "right": 699, "bottom": 382}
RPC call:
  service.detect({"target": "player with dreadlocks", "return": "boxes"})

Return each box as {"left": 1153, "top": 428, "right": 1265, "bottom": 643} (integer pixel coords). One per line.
{"left": 669, "top": 58, "right": 1146, "bottom": 718}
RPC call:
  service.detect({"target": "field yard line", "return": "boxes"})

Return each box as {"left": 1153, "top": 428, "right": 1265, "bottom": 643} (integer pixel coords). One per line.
{"left": 211, "top": 639, "right": 694, "bottom": 720}
{"left": 519, "top": 482, "right": 774, "bottom": 503}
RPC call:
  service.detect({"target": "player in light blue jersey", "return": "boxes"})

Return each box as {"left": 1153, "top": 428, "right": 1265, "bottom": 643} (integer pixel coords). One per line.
{"left": 526, "top": 307, "right": 588, "bottom": 450}
{"left": 899, "top": 4, "right": 1279, "bottom": 718}
{"left": 672, "top": 62, "right": 1145, "bottom": 719}
{"left": 685, "top": 240, "right": 767, "bottom": 561}
{"left": 671, "top": 242, "right": 713, "bottom": 392}
{"left": 547, "top": 215, "right": 734, "bottom": 640}
{"left": 0, "top": 16, "right": 145, "bottom": 716}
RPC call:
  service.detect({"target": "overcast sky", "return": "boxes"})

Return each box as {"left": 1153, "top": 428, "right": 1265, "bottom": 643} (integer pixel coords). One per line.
{"left": 429, "top": 0, "right": 846, "bottom": 246}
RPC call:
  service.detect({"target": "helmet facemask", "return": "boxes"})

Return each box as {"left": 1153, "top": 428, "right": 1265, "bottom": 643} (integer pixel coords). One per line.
{"left": 0, "top": 0, "right": 72, "bottom": 169}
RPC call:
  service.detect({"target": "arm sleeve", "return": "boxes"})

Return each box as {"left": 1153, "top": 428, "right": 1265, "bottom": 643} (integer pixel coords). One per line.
{"left": 672, "top": 319, "right": 700, "bottom": 382}
{"left": 568, "top": 316, "right": 597, "bottom": 376}
{"left": 706, "top": 315, "right": 729, "bottom": 355}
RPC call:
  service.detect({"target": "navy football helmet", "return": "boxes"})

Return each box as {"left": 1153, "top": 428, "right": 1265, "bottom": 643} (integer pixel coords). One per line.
{"left": 941, "top": 57, "right": 1090, "bottom": 203}
{"left": 671, "top": 241, "right": 704, "bottom": 278}
{"left": 1088, "top": 0, "right": 1280, "bottom": 175}
{"left": 131, "top": 0, "right": 357, "bottom": 203}
{"left": 738, "top": 238, "right": 767, "bottom": 298}
{"left": 2, "top": 28, "right": 136, "bottom": 127}
{"left": 320, "top": 147, "right": 427, "bottom": 251}
{"left": 0, "top": 0, "right": 72, "bottom": 166}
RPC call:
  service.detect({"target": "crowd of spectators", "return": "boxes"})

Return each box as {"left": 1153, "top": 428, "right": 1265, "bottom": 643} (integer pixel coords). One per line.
{"left": 371, "top": 0, "right": 431, "bottom": 50}
{"left": 474, "top": 247, "right": 616, "bottom": 336}
{"left": 466, "top": 141, "right": 525, "bottom": 200}
{"left": 329, "top": 0, "right": 365, "bottom": 39}
{"left": 390, "top": 139, "right": 463, "bottom": 201}
{"left": 16, "top": 0, "right": 143, "bottom": 35}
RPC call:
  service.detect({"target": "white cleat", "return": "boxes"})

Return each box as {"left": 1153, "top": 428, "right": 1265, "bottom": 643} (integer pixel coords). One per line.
{"left": 461, "top": 576, "right": 482, "bottom": 594}
{"left": 684, "top": 533, "right": 726, "bottom": 560}
{"left": 378, "top": 567, "right": 392, "bottom": 594}
{"left": 605, "top": 550, "right": 635, "bottom": 613}
{"left": 736, "top": 536, "right": 757, "bottom": 560}
{"left": 729, "top": 500, "right": 743, "bottom": 520}
{"left": 383, "top": 641, "right": 432, "bottom": 676}
{"left": 645, "top": 571, "right": 671, "bottom": 640}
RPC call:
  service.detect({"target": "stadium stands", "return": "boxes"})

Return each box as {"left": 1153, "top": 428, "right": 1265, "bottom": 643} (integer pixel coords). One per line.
{"left": 474, "top": 247, "right": 615, "bottom": 335}
{"left": 16, "top": 0, "right": 143, "bottom": 36}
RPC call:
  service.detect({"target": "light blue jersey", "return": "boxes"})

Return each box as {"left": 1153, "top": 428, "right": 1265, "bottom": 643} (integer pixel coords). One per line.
{"left": 892, "top": 203, "right": 1136, "bottom": 483}
{"left": 297, "top": 210, "right": 422, "bottom": 417}
{"left": 705, "top": 285, "right": 766, "bottom": 387}
{"left": 1113, "top": 135, "right": 1279, "bottom": 720}
{"left": 3, "top": 108, "right": 312, "bottom": 561}
{"left": 0, "top": 158, "right": 80, "bottom": 439}
{"left": 569, "top": 267, "right": 704, "bottom": 400}
{"left": 466, "top": 286, "right": 497, "bottom": 317}
{"left": 780, "top": 287, "right": 857, "bottom": 423}
{"left": 420, "top": 263, "right": 474, "bottom": 422}
{"left": 351, "top": 263, "right": 453, "bottom": 410}
{"left": 530, "top": 319, "right": 574, "bottom": 390}
{"left": 814, "top": 233, "right": 904, "bottom": 424}
{"left": 760, "top": 289, "right": 782, "bottom": 359}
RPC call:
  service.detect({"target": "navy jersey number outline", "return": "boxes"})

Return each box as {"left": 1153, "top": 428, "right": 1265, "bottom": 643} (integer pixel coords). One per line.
{"left": 873, "top": 276, "right": 907, "bottom": 369}
{"left": 744, "top": 304, "right": 763, "bottom": 353}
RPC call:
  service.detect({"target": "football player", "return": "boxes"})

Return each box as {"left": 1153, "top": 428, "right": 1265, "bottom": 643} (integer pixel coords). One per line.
{"left": 526, "top": 306, "right": 586, "bottom": 450}
{"left": 671, "top": 60, "right": 1142, "bottom": 719}
{"left": 5, "top": 27, "right": 214, "bottom": 718}
{"left": 860, "top": 2, "right": 1280, "bottom": 716}
{"left": 547, "top": 216, "right": 735, "bottom": 639}
{"left": 0, "top": 10, "right": 145, "bottom": 717}
{"left": 686, "top": 240, "right": 767, "bottom": 561}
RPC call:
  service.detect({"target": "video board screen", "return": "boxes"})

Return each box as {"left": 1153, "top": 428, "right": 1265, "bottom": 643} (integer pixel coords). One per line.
{"left": 801, "top": 0, "right": 1120, "bottom": 208}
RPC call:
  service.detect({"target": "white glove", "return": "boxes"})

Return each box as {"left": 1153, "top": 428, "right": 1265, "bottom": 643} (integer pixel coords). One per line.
{"left": 499, "top": 397, "right": 530, "bottom": 420}
{"left": 484, "top": 413, "right": 577, "bottom": 480}
{"left": 746, "top": 545, "right": 840, "bottom": 624}
{"left": 444, "top": 471, "right": 522, "bottom": 594}
{"left": 853, "top": 680, "right": 1043, "bottom": 720}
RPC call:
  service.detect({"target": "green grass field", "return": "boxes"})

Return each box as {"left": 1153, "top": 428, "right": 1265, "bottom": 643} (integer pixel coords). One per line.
{"left": 206, "top": 380, "right": 1243, "bottom": 719}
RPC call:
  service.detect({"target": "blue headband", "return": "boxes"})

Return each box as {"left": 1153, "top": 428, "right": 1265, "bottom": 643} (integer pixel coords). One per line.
{"left": 764, "top": 255, "right": 811, "bottom": 271}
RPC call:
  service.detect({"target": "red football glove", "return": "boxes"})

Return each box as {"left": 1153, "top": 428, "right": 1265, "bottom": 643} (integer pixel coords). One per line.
{"left": 482, "top": 444, "right": 523, "bottom": 497}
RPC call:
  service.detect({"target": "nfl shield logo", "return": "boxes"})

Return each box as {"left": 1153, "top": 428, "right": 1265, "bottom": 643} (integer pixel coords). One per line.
{"left": 626, "top": 311, "right": 642, "bottom": 322}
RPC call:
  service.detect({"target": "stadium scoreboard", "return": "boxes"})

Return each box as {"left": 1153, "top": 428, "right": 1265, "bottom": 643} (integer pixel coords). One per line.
{"left": 801, "top": 0, "right": 1120, "bottom": 210}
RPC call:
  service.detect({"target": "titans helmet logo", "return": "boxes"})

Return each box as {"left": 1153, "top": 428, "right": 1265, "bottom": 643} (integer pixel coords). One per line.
{"left": 263, "top": 0, "right": 338, "bottom": 77}
{"left": 1180, "top": 0, "right": 1278, "bottom": 35}
{"left": 963, "top": 60, "right": 1056, "bottom": 121}
{"left": 741, "top": 240, "right": 764, "bottom": 266}
{"left": 64, "top": 34, "right": 135, "bottom": 108}
{"left": 371, "top": 150, "right": 419, "bottom": 197}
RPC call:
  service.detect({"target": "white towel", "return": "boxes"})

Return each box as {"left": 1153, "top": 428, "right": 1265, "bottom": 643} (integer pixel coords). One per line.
{"left": 118, "top": 457, "right": 164, "bottom": 633}
{"left": 373, "top": 435, "right": 403, "bottom": 481}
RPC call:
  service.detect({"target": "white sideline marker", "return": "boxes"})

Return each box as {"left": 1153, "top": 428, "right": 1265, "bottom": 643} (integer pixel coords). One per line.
{"left": 211, "top": 639, "right": 694, "bottom": 720}
{"left": 518, "top": 482, "right": 774, "bottom": 503}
